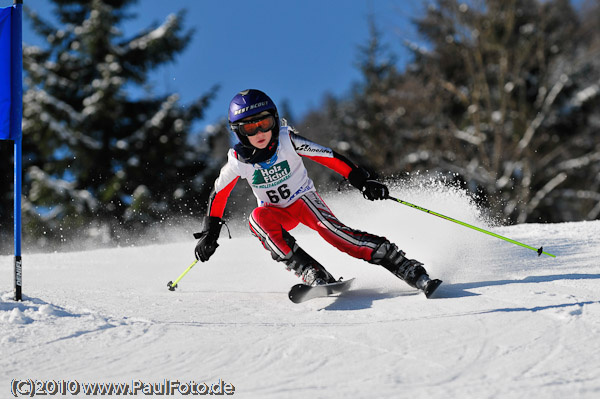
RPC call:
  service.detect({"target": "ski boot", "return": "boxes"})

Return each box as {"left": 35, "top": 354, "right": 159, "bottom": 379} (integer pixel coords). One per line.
{"left": 371, "top": 240, "right": 442, "bottom": 297}
{"left": 282, "top": 246, "right": 336, "bottom": 287}
{"left": 415, "top": 274, "right": 443, "bottom": 298}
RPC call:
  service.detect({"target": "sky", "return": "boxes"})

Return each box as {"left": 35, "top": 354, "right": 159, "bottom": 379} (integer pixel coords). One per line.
{"left": 20, "top": 0, "right": 422, "bottom": 130}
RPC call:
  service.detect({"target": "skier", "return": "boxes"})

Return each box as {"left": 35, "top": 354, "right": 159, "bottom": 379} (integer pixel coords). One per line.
{"left": 194, "top": 89, "right": 438, "bottom": 295}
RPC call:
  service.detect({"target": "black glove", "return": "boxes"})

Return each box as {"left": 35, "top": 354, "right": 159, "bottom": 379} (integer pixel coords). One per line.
{"left": 348, "top": 167, "right": 389, "bottom": 201}
{"left": 362, "top": 180, "right": 389, "bottom": 200}
{"left": 193, "top": 216, "right": 223, "bottom": 262}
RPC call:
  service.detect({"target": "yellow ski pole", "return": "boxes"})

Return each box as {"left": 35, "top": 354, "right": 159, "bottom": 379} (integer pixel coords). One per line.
{"left": 167, "top": 259, "right": 199, "bottom": 291}
{"left": 387, "top": 195, "right": 556, "bottom": 258}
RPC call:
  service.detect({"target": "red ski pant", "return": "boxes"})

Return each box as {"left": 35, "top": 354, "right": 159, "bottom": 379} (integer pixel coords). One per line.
{"left": 249, "top": 191, "right": 382, "bottom": 261}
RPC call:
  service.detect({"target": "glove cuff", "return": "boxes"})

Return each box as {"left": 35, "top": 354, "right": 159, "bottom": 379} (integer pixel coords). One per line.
{"left": 348, "top": 167, "right": 370, "bottom": 190}
{"left": 193, "top": 216, "right": 223, "bottom": 239}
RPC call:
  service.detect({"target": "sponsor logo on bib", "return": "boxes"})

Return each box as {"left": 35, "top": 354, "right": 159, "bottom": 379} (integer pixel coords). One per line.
{"left": 252, "top": 161, "right": 291, "bottom": 187}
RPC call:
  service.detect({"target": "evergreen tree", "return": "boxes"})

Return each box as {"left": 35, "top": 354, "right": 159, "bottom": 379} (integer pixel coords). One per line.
{"left": 298, "top": 0, "right": 600, "bottom": 224}
{"left": 15, "top": 0, "right": 221, "bottom": 252}
{"left": 298, "top": 17, "right": 406, "bottom": 184}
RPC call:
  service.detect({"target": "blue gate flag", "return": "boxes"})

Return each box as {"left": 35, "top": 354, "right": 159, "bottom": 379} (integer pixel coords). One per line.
{"left": 0, "top": 6, "right": 11, "bottom": 138}
{"left": 0, "top": 4, "right": 21, "bottom": 140}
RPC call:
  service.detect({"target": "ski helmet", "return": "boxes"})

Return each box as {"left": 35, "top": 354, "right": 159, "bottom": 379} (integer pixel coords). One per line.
{"left": 228, "top": 89, "right": 279, "bottom": 148}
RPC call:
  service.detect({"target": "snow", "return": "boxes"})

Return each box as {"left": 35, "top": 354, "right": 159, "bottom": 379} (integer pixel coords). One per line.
{"left": 2, "top": 183, "right": 600, "bottom": 398}
{"left": 127, "top": 14, "right": 176, "bottom": 51}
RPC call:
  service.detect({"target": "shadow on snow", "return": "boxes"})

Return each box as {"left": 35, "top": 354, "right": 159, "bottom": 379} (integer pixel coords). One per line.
{"left": 438, "top": 273, "right": 600, "bottom": 298}
{"left": 319, "top": 273, "right": 600, "bottom": 312}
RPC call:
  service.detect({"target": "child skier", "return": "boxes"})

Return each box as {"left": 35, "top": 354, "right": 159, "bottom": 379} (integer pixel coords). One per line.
{"left": 194, "top": 89, "right": 438, "bottom": 295}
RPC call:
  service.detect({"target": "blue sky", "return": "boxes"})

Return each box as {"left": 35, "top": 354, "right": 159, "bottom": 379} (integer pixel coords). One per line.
{"left": 21, "top": 0, "right": 421, "bottom": 130}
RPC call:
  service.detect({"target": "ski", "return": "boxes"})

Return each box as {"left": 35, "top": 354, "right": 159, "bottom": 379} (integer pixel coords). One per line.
{"left": 288, "top": 278, "right": 355, "bottom": 304}
{"left": 423, "top": 279, "right": 442, "bottom": 298}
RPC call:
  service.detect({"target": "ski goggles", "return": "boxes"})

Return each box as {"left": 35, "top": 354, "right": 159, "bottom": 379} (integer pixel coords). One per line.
{"left": 233, "top": 114, "right": 276, "bottom": 137}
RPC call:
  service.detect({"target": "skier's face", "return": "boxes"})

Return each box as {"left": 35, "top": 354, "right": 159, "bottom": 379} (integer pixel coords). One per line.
{"left": 248, "top": 129, "right": 272, "bottom": 149}
{"left": 240, "top": 112, "right": 273, "bottom": 149}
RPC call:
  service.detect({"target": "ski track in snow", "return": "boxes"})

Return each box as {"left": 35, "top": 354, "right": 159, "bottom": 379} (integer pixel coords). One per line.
{"left": 1, "top": 185, "right": 600, "bottom": 398}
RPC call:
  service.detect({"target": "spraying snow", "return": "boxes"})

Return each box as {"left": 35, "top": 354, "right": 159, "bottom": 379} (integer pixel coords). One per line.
{"left": 2, "top": 182, "right": 599, "bottom": 398}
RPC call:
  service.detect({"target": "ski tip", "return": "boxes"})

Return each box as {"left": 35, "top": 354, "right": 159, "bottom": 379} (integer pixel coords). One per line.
{"left": 424, "top": 279, "right": 442, "bottom": 299}
{"left": 288, "top": 283, "right": 311, "bottom": 304}
{"left": 288, "top": 278, "right": 356, "bottom": 304}
{"left": 288, "top": 294, "right": 302, "bottom": 304}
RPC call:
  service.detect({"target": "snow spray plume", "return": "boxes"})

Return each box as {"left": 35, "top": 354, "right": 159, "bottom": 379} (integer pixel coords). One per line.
{"left": 386, "top": 195, "right": 556, "bottom": 258}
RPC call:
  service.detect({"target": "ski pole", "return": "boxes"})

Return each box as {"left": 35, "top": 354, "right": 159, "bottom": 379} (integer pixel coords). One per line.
{"left": 387, "top": 195, "right": 556, "bottom": 258}
{"left": 167, "top": 259, "right": 199, "bottom": 291}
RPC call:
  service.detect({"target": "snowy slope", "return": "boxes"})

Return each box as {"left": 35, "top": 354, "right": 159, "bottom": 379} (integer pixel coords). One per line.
{"left": 2, "top": 184, "right": 600, "bottom": 399}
